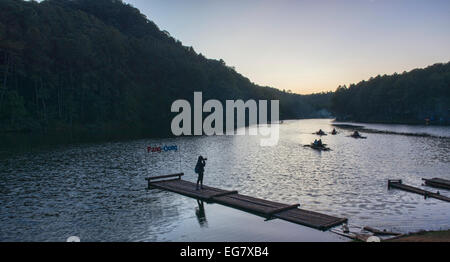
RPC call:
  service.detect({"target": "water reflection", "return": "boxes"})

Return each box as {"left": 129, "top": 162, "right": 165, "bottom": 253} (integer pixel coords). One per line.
{"left": 0, "top": 119, "right": 449, "bottom": 241}
{"left": 195, "top": 200, "right": 208, "bottom": 227}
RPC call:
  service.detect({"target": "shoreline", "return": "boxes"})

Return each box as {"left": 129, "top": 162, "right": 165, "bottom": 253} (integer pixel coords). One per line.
{"left": 332, "top": 123, "right": 450, "bottom": 139}
{"left": 384, "top": 230, "right": 450, "bottom": 242}
{"left": 333, "top": 118, "right": 450, "bottom": 126}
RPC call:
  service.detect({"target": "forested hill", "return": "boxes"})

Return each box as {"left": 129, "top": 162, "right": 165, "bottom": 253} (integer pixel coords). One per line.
{"left": 331, "top": 62, "right": 450, "bottom": 125}
{"left": 0, "top": 0, "right": 330, "bottom": 140}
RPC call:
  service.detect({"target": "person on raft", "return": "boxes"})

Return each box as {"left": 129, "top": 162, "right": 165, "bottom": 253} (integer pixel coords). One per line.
{"left": 332, "top": 128, "right": 337, "bottom": 135}
{"left": 352, "top": 131, "right": 361, "bottom": 137}
{"left": 195, "top": 156, "right": 207, "bottom": 190}
{"left": 313, "top": 139, "right": 323, "bottom": 147}
{"left": 317, "top": 129, "right": 325, "bottom": 135}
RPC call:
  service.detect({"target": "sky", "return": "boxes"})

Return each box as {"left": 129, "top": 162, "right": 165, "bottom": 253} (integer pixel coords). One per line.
{"left": 126, "top": 0, "right": 450, "bottom": 94}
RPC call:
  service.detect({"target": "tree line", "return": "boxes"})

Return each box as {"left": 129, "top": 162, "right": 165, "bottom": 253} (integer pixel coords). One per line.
{"left": 2, "top": 0, "right": 445, "bottom": 147}
{"left": 0, "top": 0, "right": 331, "bottom": 143}
{"left": 331, "top": 62, "right": 450, "bottom": 125}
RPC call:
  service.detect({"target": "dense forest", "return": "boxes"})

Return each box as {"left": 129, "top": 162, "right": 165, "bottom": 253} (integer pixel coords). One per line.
{"left": 0, "top": 0, "right": 331, "bottom": 142}
{"left": 331, "top": 62, "right": 450, "bottom": 124}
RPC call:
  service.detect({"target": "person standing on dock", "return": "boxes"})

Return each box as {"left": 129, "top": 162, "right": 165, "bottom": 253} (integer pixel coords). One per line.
{"left": 195, "top": 156, "right": 207, "bottom": 190}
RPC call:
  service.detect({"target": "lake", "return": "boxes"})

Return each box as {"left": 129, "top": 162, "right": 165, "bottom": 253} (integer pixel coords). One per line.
{"left": 0, "top": 119, "right": 449, "bottom": 242}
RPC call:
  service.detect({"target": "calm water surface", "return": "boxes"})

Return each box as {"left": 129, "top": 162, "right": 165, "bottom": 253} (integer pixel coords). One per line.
{"left": 0, "top": 119, "right": 449, "bottom": 241}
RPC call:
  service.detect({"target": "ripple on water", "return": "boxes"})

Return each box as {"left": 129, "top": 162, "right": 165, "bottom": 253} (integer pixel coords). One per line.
{"left": 0, "top": 119, "right": 449, "bottom": 241}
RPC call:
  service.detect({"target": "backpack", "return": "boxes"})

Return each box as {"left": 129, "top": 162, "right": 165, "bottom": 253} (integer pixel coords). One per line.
{"left": 195, "top": 164, "right": 200, "bottom": 174}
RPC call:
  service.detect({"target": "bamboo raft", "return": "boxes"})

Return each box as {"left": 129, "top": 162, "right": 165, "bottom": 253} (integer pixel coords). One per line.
{"left": 422, "top": 178, "right": 450, "bottom": 190}
{"left": 388, "top": 179, "right": 450, "bottom": 202}
{"left": 146, "top": 173, "right": 347, "bottom": 230}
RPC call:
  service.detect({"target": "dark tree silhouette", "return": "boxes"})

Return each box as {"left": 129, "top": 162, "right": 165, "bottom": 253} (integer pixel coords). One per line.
{"left": 0, "top": 0, "right": 331, "bottom": 142}
{"left": 331, "top": 63, "right": 450, "bottom": 125}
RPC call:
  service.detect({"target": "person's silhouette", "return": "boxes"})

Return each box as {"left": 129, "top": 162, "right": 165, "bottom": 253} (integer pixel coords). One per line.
{"left": 195, "top": 156, "right": 206, "bottom": 190}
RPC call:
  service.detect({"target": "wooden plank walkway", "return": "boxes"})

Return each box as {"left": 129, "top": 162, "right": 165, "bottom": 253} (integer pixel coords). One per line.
{"left": 388, "top": 179, "right": 450, "bottom": 202}
{"left": 422, "top": 178, "right": 450, "bottom": 190}
{"left": 146, "top": 173, "right": 347, "bottom": 231}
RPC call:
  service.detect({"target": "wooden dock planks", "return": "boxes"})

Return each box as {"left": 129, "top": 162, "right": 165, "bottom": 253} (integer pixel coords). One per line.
{"left": 147, "top": 175, "right": 347, "bottom": 231}
{"left": 422, "top": 178, "right": 450, "bottom": 190}
{"left": 150, "top": 179, "right": 235, "bottom": 201}
{"left": 273, "top": 208, "right": 348, "bottom": 230}
{"left": 213, "top": 194, "right": 294, "bottom": 216}
{"left": 388, "top": 179, "right": 450, "bottom": 202}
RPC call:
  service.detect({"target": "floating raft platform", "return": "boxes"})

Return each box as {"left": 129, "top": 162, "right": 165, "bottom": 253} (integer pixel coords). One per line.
{"left": 304, "top": 144, "right": 331, "bottom": 151}
{"left": 388, "top": 179, "right": 450, "bottom": 202}
{"left": 146, "top": 173, "right": 347, "bottom": 230}
{"left": 422, "top": 178, "right": 450, "bottom": 190}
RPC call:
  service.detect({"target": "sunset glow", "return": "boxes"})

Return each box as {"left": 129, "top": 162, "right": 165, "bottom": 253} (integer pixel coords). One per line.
{"left": 128, "top": 0, "right": 450, "bottom": 94}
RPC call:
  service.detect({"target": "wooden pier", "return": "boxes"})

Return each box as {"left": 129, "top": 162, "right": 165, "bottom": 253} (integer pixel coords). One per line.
{"left": 388, "top": 179, "right": 450, "bottom": 202}
{"left": 146, "top": 173, "right": 347, "bottom": 230}
{"left": 422, "top": 178, "right": 450, "bottom": 190}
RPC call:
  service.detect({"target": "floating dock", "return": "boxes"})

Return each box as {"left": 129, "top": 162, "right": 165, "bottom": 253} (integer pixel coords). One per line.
{"left": 422, "top": 178, "right": 450, "bottom": 190}
{"left": 146, "top": 173, "right": 347, "bottom": 230}
{"left": 388, "top": 179, "right": 450, "bottom": 202}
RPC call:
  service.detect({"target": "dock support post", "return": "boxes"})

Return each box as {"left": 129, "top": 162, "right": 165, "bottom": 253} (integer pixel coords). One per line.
{"left": 388, "top": 179, "right": 402, "bottom": 190}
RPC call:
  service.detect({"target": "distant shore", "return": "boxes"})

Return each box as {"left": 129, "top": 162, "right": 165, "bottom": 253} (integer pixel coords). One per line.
{"left": 332, "top": 123, "right": 450, "bottom": 139}
{"left": 334, "top": 118, "right": 450, "bottom": 126}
